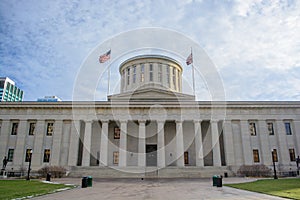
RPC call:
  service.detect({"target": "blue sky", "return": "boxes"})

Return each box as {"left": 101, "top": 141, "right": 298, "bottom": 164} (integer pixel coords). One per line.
{"left": 0, "top": 0, "right": 299, "bottom": 101}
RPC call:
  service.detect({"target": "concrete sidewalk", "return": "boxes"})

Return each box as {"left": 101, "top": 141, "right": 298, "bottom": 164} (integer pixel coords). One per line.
{"left": 33, "top": 178, "right": 286, "bottom": 200}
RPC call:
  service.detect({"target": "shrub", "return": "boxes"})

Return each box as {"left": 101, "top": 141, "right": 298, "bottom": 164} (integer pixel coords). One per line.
{"left": 237, "top": 165, "right": 271, "bottom": 177}
{"left": 38, "top": 166, "right": 67, "bottom": 178}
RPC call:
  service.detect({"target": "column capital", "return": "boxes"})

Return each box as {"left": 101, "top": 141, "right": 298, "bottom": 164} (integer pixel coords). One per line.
{"left": 101, "top": 120, "right": 109, "bottom": 124}
{"left": 193, "top": 120, "right": 202, "bottom": 124}
{"left": 210, "top": 119, "right": 219, "bottom": 123}
{"left": 156, "top": 120, "right": 165, "bottom": 124}
{"left": 175, "top": 120, "right": 183, "bottom": 124}
{"left": 119, "top": 120, "right": 128, "bottom": 124}
{"left": 138, "top": 120, "right": 147, "bottom": 124}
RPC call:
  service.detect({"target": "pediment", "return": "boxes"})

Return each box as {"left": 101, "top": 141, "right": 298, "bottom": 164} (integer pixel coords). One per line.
{"left": 108, "top": 88, "right": 195, "bottom": 101}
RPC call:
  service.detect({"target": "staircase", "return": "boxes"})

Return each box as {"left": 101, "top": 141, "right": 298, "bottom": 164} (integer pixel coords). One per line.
{"left": 67, "top": 166, "right": 233, "bottom": 178}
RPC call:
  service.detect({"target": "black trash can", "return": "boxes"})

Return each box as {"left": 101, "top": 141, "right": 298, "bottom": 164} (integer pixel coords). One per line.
{"left": 46, "top": 173, "right": 51, "bottom": 181}
{"left": 216, "top": 176, "right": 222, "bottom": 187}
{"left": 82, "top": 176, "right": 88, "bottom": 188}
{"left": 212, "top": 175, "right": 218, "bottom": 186}
{"left": 87, "top": 176, "right": 93, "bottom": 187}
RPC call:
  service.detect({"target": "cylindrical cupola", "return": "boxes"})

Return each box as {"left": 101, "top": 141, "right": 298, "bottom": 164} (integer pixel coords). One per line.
{"left": 119, "top": 55, "right": 183, "bottom": 93}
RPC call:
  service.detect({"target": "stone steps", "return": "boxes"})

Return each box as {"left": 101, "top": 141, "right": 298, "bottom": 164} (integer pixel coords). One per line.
{"left": 67, "top": 166, "right": 233, "bottom": 178}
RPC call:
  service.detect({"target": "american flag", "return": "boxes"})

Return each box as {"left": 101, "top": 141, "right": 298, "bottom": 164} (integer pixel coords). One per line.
{"left": 99, "top": 50, "right": 111, "bottom": 63}
{"left": 186, "top": 53, "right": 193, "bottom": 65}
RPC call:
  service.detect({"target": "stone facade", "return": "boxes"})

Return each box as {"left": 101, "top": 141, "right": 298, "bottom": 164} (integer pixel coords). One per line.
{"left": 0, "top": 55, "right": 299, "bottom": 177}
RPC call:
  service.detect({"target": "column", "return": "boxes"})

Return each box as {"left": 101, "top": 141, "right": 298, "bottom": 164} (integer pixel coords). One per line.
{"left": 60, "top": 120, "right": 71, "bottom": 166}
{"left": 51, "top": 120, "right": 63, "bottom": 166}
{"left": 222, "top": 120, "right": 235, "bottom": 166}
{"left": 276, "top": 120, "right": 290, "bottom": 165}
{"left": 211, "top": 120, "right": 221, "bottom": 166}
{"left": 14, "top": 120, "right": 27, "bottom": 166}
{"left": 240, "top": 120, "right": 252, "bottom": 165}
{"left": 68, "top": 120, "right": 80, "bottom": 166}
{"left": 258, "top": 120, "right": 271, "bottom": 165}
{"left": 138, "top": 120, "right": 146, "bottom": 167}
{"left": 157, "top": 121, "right": 165, "bottom": 168}
{"left": 119, "top": 121, "right": 127, "bottom": 167}
{"left": 194, "top": 120, "right": 204, "bottom": 167}
{"left": 294, "top": 120, "right": 300, "bottom": 156}
{"left": 82, "top": 120, "right": 92, "bottom": 167}
{"left": 32, "top": 120, "right": 45, "bottom": 167}
{"left": 100, "top": 120, "right": 109, "bottom": 166}
{"left": 176, "top": 121, "right": 184, "bottom": 167}
{"left": 0, "top": 120, "right": 10, "bottom": 159}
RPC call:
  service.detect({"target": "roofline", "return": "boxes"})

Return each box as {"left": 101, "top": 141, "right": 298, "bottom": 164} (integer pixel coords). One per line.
{"left": 119, "top": 54, "right": 183, "bottom": 73}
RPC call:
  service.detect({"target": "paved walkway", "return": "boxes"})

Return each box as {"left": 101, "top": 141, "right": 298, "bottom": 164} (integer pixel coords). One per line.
{"left": 33, "top": 178, "right": 286, "bottom": 200}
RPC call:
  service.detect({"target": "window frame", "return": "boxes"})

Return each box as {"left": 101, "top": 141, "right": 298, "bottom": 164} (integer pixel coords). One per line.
{"left": 249, "top": 122, "right": 257, "bottom": 136}
{"left": 267, "top": 122, "right": 274, "bottom": 135}
{"left": 28, "top": 122, "right": 36, "bottom": 136}
{"left": 43, "top": 149, "right": 51, "bottom": 163}
{"left": 7, "top": 148, "right": 14, "bottom": 162}
{"left": 11, "top": 122, "right": 18, "bottom": 135}
{"left": 289, "top": 148, "right": 296, "bottom": 162}
{"left": 149, "top": 63, "right": 153, "bottom": 82}
{"left": 285, "top": 122, "right": 292, "bottom": 135}
{"left": 253, "top": 149, "right": 260, "bottom": 163}
{"left": 113, "top": 151, "right": 119, "bottom": 165}
{"left": 133, "top": 65, "right": 136, "bottom": 83}
{"left": 114, "top": 126, "right": 120, "bottom": 139}
{"left": 184, "top": 151, "right": 189, "bottom": 165}
{"left": 25, "top": 149, "right": 32, "bottom": 162}
{"left": 46, "top": 122, "right": 54, "bottom": 136}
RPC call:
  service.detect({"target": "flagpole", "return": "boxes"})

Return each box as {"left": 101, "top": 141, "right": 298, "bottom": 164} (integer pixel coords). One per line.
{"left": 107, "top": 49, "right": 111, "bottom": 99}
{"left": 191, "top": 47, "right": 195, "bottom": 96}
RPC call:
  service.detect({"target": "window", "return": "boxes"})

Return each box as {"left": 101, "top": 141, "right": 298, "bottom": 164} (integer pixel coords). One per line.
{"left": 289, "top": 149, "right": 296, "bottom": 162}
{"left": 127, "top": 68, "right": 130, "bottom": 85}
{"left": 249, "top": 122, "right": 256, "bottom": 136}
{"left": 172, "top": 67, "right": 176, "bottom": 88}
{"left": 113, "top": 152, "right": 119, "bottom": 164}
{"left": 184, "top": 151, "right": 189, "bottom": 165}
{"left": 267, "top": 122, "right": 274, "bottom": 135}
{"left": 43, "top": 149, "right": 51, "bottom": 162}
{"left": 114, "top": 126, "right": 120, "bottom": 139}
{"left": 25, "top": 149, "right": 32, "bottom": 162}
{"left": 7, "top": 149, "right": 14, "bottom": 162}
{"left": 166, "top": 65, "right": 170, "bottom": 86}
{"left": 272, "top": 149, "right": 278, "bottom": 162}
{"left": 28, "top": 122, "right": 36, "bottom": 135}
{"left": 0, "top": 80, "right": 4, "bottom": 88}
{"left": 122, "top": 70, "right": 125, "bottom": 88}
{"left": 285, "top": 122, "right": 292, "bottom": 135}
{"left": 149, "top": 64, "right": 153, "bottom": 81}
{"left": 11, "top": 122, "right": 18, "bottom": 135}
{"left": 158, "top": 64, "right": 162, "bottom": 82}
{"left": 140, "top": 64, "right": 144, "bottom": 82}
{"left": 46, "top": 122, "right": 54, "bottom": 136}
{"left": 253, "top": 149, "right": 260, "bottom": 163}
{"left": 133, "top": 65, "right": 136, "bottom": 83}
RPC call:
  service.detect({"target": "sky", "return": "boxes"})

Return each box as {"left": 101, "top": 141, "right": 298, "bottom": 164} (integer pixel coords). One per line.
{"left": 0, "top": 0, "right": 299, "bottom": 101}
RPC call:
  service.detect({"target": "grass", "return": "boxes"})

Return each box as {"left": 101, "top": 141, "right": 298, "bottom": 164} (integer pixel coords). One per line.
{"left": 0, "top": 179, "right": 75, "bottom": 200}
{"left": 225, "top": 178, "right": 300, "bottom": 199}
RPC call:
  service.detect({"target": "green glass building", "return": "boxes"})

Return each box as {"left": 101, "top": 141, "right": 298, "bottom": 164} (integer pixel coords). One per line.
{"left": 0, "top": 77, "right": 24, "bottom": 102}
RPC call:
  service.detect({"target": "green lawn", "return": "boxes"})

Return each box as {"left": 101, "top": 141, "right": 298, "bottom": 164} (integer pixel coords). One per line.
{"left": 0, "top": 179, "right": 75, "bottom": 200}
{"left": 225, "top": 178, "right": 300, "bottom": 199}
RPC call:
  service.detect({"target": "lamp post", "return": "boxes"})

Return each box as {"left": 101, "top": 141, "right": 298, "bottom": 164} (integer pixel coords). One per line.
{"left": 271, "top": 149, "right": 278, "bottom": 179}
{"left": 26, "top": 150, "right": 33, "bottom": 181}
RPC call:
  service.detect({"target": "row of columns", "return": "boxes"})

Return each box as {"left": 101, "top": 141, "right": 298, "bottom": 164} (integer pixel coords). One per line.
{"left": 79, "top": 120, "right": 222, "bottom": 167}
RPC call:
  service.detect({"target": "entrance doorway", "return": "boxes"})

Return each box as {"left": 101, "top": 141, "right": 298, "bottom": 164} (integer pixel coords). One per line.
{"left": 146, "top": 144, "right": 157, "bottom": 166}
